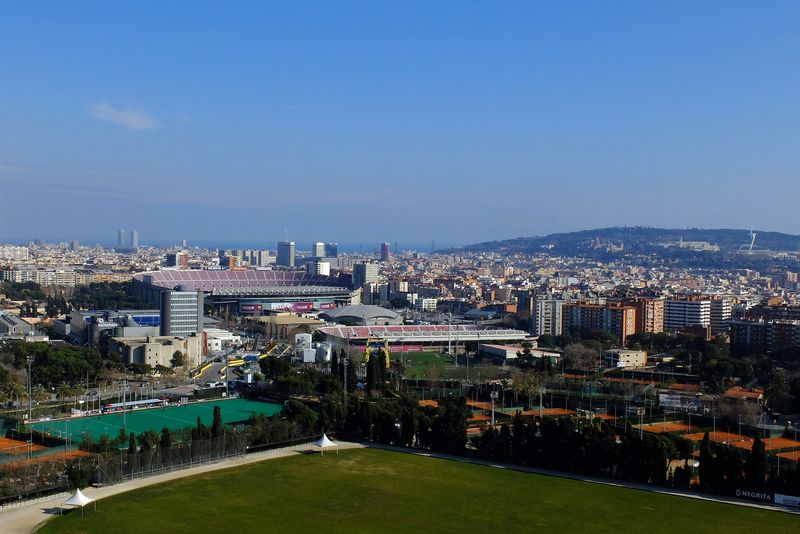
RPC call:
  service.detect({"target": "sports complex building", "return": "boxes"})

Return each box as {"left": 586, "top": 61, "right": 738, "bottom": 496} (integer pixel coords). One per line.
{"left": 319, "top": 324, "right": 530, "bottom": 352}
{"left": 133, "top": 270, "right": 356, "bottom": 315}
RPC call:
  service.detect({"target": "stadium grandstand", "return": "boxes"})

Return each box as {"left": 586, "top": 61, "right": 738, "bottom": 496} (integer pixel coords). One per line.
{"left": 319, "top": 324, "right": 529, "bottom": 350}
{"left": 133, "top": 270, "right": 356, "bottom": 314}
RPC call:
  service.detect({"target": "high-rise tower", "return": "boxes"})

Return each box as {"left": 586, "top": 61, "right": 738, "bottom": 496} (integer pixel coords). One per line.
{"left": 277, "top": 241, "right": 295, "bottom": 267}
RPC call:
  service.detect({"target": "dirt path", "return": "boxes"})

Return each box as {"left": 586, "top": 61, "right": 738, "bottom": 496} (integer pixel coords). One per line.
{"left": 0, "top": 441, "right": 364, "bottom": 534}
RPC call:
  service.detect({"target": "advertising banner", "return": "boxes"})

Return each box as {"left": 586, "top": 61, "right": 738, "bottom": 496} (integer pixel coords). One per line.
{"left": 392, "top": 345, "right": 425, "bottom": 352}
{"left": 240, "top": 304, "right": 263, "bottom": 313}
{"left": 268, "top": 302, "right": 314, "bottom": 313}
{"left": 735, "top": 489, "right": 772, "bottom": 503}
{"left": 774, "top": 493, "right": 800, "bottom": 507}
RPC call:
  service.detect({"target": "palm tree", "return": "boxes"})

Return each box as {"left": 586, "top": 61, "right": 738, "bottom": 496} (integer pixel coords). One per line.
{"left": 70, "top": 385, "right": 86, "bottom": 408}
{"left": 55, "top": 382, "right": 72, "bottom": 403}
{"left": 31, "top": 385, "right": 47, "bottom": 402}
{"left": 4, "top": 381, "right": 27, "bottom": 407}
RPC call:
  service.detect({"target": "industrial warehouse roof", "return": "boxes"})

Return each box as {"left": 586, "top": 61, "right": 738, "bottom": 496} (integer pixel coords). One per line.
{"left": 319, "top": 304, "right": 401, "bottom": 322}
{"left": 319, "top": 324, "right": 529, "bottom": 343}
{"left": 134, "top": 269, "right": 351, "bottom": 293}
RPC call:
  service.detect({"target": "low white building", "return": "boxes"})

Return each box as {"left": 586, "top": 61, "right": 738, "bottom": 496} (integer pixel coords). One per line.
{"left": 204, "top": 328, "right": 241, "bottom": 353}
{"left": 417, "top": 298, "right": 438, "bottom": 312}
{"left": 603, "top": 349, "right": 647, "bottom": 368}
{"left": 110, "top": 334, "right": 204, "bottom": 368}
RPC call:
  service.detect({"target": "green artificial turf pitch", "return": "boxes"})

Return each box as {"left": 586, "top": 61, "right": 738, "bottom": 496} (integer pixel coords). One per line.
{"left": 27, "top": 399, "right": 282, "bottom": 443}
{"left": 41, "top": 448, "right": 797, "bottom": 533}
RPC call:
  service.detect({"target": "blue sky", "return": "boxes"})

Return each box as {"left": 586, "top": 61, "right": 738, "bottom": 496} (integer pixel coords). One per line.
{"left": 1, "top": 2, "right": 799, "bottom": 248}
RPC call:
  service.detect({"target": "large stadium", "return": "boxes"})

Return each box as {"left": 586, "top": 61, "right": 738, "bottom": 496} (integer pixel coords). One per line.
{"left": 133, "top": 270, "right": 356, "bottom": 315}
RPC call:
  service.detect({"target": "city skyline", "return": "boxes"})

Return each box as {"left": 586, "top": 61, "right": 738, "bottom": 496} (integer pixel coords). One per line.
{"left": 2, "top": 3, "right": 800, "bottom": 244}
{"left": 3, "top": 3, "right": 800, "bottom": 526}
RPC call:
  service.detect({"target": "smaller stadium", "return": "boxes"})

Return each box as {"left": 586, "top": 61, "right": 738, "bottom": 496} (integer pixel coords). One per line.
{"left": 319, "top": 324, "right": 530, "bottom": 352}
{"left": 133, "top": 270, "right": 356, "bottom": 314}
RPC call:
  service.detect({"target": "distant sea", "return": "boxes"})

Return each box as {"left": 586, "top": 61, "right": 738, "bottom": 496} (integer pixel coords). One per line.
{"left": 0, "top": 238, "right": 458, "bottom": 254}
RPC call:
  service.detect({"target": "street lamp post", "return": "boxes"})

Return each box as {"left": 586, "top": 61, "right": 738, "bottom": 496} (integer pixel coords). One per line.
{"left": 225, "top": 356, "right": 229, "bottom": 398}
{"left": 490, "top": 390, "right": 498, "bottom": 428}
{"left": 711, "top": 395, "right": 716, "bottom": 435}
{"left": 637, "top": 407, "right": 646, "bottom": 440}
{"left": 538, "top": 387, "right": 545, "bottom": 418}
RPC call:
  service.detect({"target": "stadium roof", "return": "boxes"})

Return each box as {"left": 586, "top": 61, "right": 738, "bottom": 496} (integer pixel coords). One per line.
{"left": 134, "top": 270, "right": 351, "bottom": 293}
{"left": 319, "top": 304, "right": 401, "bottom": 323}
{"left": 319, "top": 324, "right": 529, "bottom": 343}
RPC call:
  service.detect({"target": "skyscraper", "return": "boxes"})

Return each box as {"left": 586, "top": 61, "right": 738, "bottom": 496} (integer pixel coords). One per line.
{"left": 117, "top": 228, "right": 126, "bottom": 249}
{"left": 313, "top": 241, "right": 325, "bottom": 258}
{"left": 277, "top": 241, "right": 295, "bottom": 268}
{"left": 380, "top": 242, "right": 391, "bottom": 262}
{"left": 130, "top": 229, "right": 139, "bottom": 249}
{"left": 353, "top": 262, "right": 380, "bottom": 288}
{"left": 324, "top": 242, "right": 338, "bottom": 258}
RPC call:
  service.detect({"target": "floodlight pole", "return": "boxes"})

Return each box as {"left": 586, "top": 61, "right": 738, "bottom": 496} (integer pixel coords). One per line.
{"left": 27, "top": 355, "right": 33, "bottom": 421}
{"left": 343, "top": 357, "right": 349, "bottom": 410}
{"left": 122, "top": 376, "right": 126, "bottom": 432}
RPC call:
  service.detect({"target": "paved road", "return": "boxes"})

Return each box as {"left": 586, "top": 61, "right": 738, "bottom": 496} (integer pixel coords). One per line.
{"left": 1, "top": 441, "right": 365, "bottom": 534}
{"left": 195, "top": 362, "right": 226, "bottom": 384}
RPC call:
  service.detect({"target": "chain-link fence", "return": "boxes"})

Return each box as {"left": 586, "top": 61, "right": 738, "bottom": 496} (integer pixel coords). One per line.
{"left": 0, "top": 432, "right": 326, "bottom": 510}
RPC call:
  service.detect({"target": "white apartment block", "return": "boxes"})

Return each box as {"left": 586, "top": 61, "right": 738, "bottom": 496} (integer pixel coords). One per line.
{"left": 664, "top": 298, "right": 711, "bottom": 331}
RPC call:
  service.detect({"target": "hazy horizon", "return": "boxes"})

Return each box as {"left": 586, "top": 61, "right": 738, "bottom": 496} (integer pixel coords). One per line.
{"left": 2, "top": 224, "right": 798, "bottom": 253}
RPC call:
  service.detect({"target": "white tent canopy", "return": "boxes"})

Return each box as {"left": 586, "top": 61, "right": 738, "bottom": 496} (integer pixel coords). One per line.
{"left": 313, "top": 434, "right": 339, "bottom": 455}
{"left": 62, "top": 488, "right": 96, "bottom": 516}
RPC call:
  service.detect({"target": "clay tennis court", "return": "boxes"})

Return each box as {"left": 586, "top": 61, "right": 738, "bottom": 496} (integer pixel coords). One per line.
{"left": 467, "top": 401, "right": 493, "bottom": 410}
{"left": 519, "top": 408, "right": 576, "bottom": 417}
{"left": 763, "top": 437, "right": 800, "bottom": 451}
{"left": 2, "top": 449, "right": 94, "bottom": 468}
{"left": 0, "top": 437, "right": 47, "bottom": 455}
{"left": 637, "top": 422, "right": 695, "bottom": 434}
{"left": 684, "top": 431, "right": 745, "bottom": 443}
{"left": 777, "top": 450, "right": 800, "bottom": 462}
{"left": 592, "top": 413, "right": 618, "bottom": 421}
{"left": 729, "top": 438, "right": 757, "bottom": 450}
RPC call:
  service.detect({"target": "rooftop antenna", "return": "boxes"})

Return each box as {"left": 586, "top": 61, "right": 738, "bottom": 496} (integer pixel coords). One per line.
{"left": 284, "top": 227, "right": 288, "bottom": 242}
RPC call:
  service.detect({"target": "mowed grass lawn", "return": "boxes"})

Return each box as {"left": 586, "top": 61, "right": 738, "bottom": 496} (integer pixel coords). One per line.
{"left": 41, "top": 449, "right": 797, "bottom": 534}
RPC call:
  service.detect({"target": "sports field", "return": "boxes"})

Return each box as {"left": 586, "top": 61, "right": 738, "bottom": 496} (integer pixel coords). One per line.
{"left": 26, "top": 399, "right": 282, "bottom": 443}
{"left": 395, "top": 351, "right": 510, "bottom": 381}
{"left": 41, "top": 448, "right": 797, "bottom": 533}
